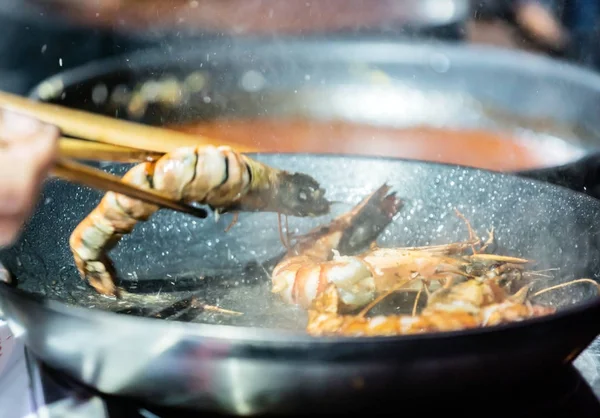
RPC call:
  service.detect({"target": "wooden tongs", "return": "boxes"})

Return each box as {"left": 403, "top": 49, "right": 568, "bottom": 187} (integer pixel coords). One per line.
{"left": 0, "top": 91, "right": 259, "bottom": 219}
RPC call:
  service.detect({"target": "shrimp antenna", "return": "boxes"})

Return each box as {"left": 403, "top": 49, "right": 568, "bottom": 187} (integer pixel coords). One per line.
{"left": 531, "top": 278, "right": 600, "bottom": 298}
{"left": 277, "top": 213, "right": 292, "bottom": 250}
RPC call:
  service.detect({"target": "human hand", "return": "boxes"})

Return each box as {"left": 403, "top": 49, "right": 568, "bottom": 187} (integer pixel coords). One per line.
{"left": 0, "top": 109, "right": 58, "bottom": 247}
{"left": 473, "top": 0, "right": 568, "bottom": 52}
{"left": 514, "top": 0, "right": 568, "bottom": 50}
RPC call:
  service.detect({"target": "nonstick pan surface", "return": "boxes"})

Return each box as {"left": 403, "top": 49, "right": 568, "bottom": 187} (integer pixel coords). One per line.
{"left": 1, "top": 154, "right": 600, "bottom": 414}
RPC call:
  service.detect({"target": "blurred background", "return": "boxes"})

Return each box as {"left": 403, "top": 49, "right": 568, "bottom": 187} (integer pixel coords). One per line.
{"left": 1, "top": 0, "right": 598, "bottom": 95}
{"left": 5, "top": 0, "right": 600, "bottom": 179}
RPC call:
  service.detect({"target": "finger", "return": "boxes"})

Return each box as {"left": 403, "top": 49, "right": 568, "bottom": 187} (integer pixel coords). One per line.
{"left": 0, "top": 261, "right": 11, "bottom": 284}
{"left": 514, "top": 1, "right": 568, "bottom": 49}
{"left": 0, "top": 108, "right": 59, "bottom": 177}
{"left": 0, "top": 149, "right": 55, "bottom": 247}
{"left": 8, "top": 122, "right": 59, "bottom": 181}
{"left": 0, "top": 151, "right": 43, "bottom": 220}
{"left": 0, "top": 109, "right": 59, "bottom": 226}
{"left": 0, "top": 215, "right": 25, "bottom": 248}
{"left": 0, "top": 108, "right": 57, "bottom": 145}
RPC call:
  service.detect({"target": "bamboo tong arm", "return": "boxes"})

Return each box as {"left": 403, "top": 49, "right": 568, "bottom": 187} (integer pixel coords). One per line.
{"left": 56, "top": 141, "right": 207, "bottom": 219}
{"left": 0, "top": 90, "right": 259, "bottom": 219}
{"left": 0, "top": 90, "right": 259, "bottom": 153}
{"left": 58, "top": 138, "right": 165, "bottom": 163}
{"left": 52, "top": 159, "right": 209, "bottom": 219}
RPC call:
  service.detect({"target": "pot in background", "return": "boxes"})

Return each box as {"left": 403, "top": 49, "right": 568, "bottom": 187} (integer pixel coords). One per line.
{"left": 23, "top": 0, "right": 470, "bottom": 40}
{"left": 29, "top": 37, "right": 600, "bottom": 196}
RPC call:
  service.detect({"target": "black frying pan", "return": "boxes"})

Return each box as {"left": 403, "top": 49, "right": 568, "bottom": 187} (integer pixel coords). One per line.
{"left": 1, "top": 154, "right": 600, "bottom": 416}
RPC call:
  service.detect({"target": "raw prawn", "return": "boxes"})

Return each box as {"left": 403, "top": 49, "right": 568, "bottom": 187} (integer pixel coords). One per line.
{"left": 70, "top": 145, "right": 331, "bottom": 297}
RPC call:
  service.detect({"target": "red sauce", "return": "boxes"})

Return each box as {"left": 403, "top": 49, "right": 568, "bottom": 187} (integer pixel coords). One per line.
{"left": 172, "top": 118, "right": 582, "bottom": 172}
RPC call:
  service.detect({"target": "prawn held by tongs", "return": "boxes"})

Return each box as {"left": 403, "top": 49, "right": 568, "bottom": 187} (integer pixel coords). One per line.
{"left": 70, "top": 145, "right": 331, "bottom": 297}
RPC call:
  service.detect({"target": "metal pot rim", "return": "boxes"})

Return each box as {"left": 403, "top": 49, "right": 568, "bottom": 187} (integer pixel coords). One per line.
{"left": 29, "top": 38, "right": 600, "bottom": 103}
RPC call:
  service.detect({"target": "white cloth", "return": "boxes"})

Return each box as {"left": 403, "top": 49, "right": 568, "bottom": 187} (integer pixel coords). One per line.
{"left": 0, "top": 320, "right": 32, "bottom": 418}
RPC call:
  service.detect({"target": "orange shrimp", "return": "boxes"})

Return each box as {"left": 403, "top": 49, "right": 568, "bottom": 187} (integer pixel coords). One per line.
{"left": 70, "top": 145, "right": 330, "bottom": 297}
{"left": 306, "top": 280, "right": 556, "bottom": 337}
{"left": 271, "top": 184, "right": 529, "bottom": 312}
{"left": 271, "top": 183, "right": 403, "bottom": 310}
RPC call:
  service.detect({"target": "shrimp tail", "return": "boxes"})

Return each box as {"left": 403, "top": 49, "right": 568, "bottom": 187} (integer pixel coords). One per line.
{"left": 337, "top": 184, "right": 403, "bottom": 255}
{"left": 289, "top": 183, "right": 403, "bottom": 258}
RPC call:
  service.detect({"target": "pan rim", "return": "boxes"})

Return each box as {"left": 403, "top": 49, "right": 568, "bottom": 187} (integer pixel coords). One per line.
{"left": 29, "top": 37, "right": 600, "bottom": 172}
{"left": 2, "top": 155, "right": 600, "bottom": 347}
{"left": 2, "top": 280, "right": 599, "bottom": 346}
{"left": 29, "top": 37, "right": 600, "bottom": 102}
